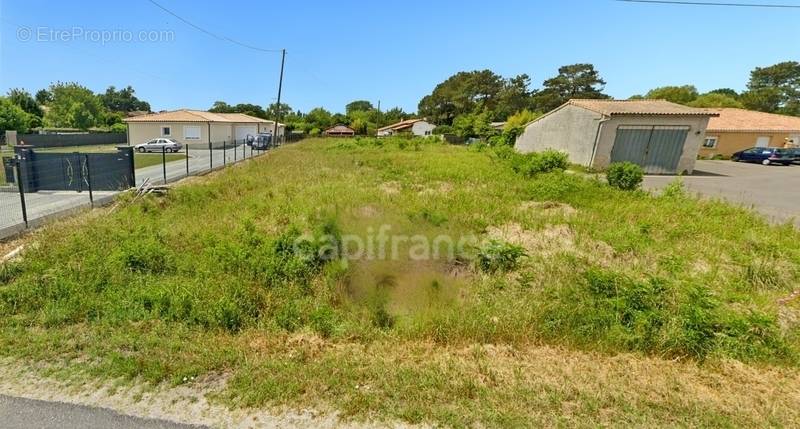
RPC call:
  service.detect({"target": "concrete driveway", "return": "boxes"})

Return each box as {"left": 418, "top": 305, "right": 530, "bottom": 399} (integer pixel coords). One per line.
{"left": 643, "top": 160, "right": 800, "bottom": 226}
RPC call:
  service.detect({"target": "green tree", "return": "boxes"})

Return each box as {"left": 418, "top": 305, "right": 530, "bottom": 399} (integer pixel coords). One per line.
{"left": 305, "top": 107, "right": 333, "bottom": 129}
{"left": 418, "top": 70, "right": 506, "bottom": 125}
{"left": 43, "top": 82, "right": 107, "bottom": 130}
{"left": 208, "top": 101, "right": 234, "bottom": 113}
{"left": 452, "top": 111, "right": 495, "bottom": 139}
{"left": 0, "top": 97, "right": 33, "bottom": 133}
{"left": 495, "top": 74, "right": 533, "bottom": 120}
{"left": 687, "top": 93, "right": 744, "bottom": 108}
{"left": 644, "top": 85, "right": 699, "bottom": 105}
{"left": 532, "top": 64, "right": 609, "bottom": 112}
{"left": 35, "top": 89, "right": 53, "bottom": 105}
{"left": 100, "top": 85, "right": 150, "bottom": 112}
{"left": 707, "top": 88, "right": 739, "bottom": 99}
{"left": 232, "top": 103, "right": 267, "bottom": 119}
{"left": 7, "top": 88, "right": 43, "bottom": 118}
{"left": 500, "top": 109, "right": 540, "bottom": 145}
{"left": 381, "top": 107, "right": 410, "bottom": 126}
{"left": 266, "top": 102, "right": 292, "bottom": 119}
{"left": 345, "top": 100, "right": 374, "bottom": 115}
{"left": 742, "top": 61, "right": 800, "bottom": 115}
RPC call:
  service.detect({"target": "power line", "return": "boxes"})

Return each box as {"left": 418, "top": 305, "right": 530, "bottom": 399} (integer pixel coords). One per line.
{"left": 616, "top": 0, "right": 800, "bottom": 7}
{"left": 145, "top": 0, "right": 283, "bottom": 52}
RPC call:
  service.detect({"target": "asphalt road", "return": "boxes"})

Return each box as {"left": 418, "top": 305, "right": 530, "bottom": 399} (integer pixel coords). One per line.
{"left": 0, "top": 394, "right": 206, "bottom": 429}
{"left": 643, "top": 159, "right": 800, "bottom": 226}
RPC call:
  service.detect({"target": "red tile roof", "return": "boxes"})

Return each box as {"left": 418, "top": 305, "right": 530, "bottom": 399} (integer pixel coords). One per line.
{"left": 705, "top": 108, "right": 800, "bottom": 133}
{"left": 568, "top": 99, "right": 716, "bottom": 116}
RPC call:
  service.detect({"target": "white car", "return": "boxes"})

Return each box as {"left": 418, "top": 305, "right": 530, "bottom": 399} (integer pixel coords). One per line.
{"left": 135, "top": 138, "right": 183, "bottom": 153}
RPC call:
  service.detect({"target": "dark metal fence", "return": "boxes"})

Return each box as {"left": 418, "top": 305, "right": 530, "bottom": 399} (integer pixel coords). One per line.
{"left": 0, "top": 135, "right": 299, "bottom": 239}
{"left": 16, "top": 133, "right": 127, "bottom": 148}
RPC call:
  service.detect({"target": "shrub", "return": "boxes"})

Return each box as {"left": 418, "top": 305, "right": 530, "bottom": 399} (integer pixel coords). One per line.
{"left": 514, "top": 150, "right": 569, "bottom": 177}
{"left": 606, "top": 162, "right": 644, "bottom": 191}
{"left": 475, "top": 240, "right": 526, "bottom": 273}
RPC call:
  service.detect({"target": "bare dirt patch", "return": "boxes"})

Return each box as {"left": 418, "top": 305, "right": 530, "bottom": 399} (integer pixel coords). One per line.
{"left": 486, "top": 222, "right": 616, "bottom": 264}
{"left": 379, "top": 181, "right": 401, "bottom": 195}
{"left": 487, "top": 223, "right": 577, "bottom": 257}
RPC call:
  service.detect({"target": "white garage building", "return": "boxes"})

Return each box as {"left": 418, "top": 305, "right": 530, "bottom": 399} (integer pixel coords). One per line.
{"left": 515, "top": 99, "right": 717, "bottom": 175}
{"left": 124, "top": 110, "right": 285, "bottom": 146}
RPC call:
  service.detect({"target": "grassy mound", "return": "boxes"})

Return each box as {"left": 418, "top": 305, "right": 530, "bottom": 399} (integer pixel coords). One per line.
{"left": 1, "top": 137, "right": 799, "bottom": 426}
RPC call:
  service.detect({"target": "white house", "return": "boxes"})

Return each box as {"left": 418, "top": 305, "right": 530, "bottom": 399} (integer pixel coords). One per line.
{"left": 377, "top": 119, "right": 436, "bottom": 137}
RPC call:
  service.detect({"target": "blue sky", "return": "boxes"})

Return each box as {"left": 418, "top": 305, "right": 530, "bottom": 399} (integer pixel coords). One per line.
{"left": 1, "top": 0, "right": 798, "bottom": 114}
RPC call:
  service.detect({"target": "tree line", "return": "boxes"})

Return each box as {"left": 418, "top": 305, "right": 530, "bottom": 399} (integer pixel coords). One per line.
{"left": 0, "top": 82, "right": 150, "bottom": 134}
{"left": 416, "top": 61, "right": 800, "bottom": 140}
{"left": 2, "top": 60, "right": 797, "bottom": 139}
{"left": 207, "top": 99, "right": 415, "bottom": 136}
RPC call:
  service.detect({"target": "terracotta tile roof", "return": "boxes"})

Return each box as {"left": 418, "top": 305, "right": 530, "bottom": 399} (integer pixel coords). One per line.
{"left": 568, "top": 99, "right": 717, "bottom": 117}
{"left": 377, "top": 119, "right": 425, "bottom": 132}
{"left": 705, "top": 108, "right": 800, "bottom": 133}
{"left": 123, "top": 109, "right": 276, "bottom": 124}
{"left": 324, "top": 125, "right": 355, "bottom": 134}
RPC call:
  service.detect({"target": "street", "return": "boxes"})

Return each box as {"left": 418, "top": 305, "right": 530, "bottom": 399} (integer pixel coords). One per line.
{"left": 0, "top": 394, "right": 204, "bottom": 429}
{"left": 644, "top": 160, "right": 800, "bottom": 226}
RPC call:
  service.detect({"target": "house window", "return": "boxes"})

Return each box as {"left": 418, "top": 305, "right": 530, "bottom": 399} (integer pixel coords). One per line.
{"left": 703, "top": 137, "right": 718, "bottom": 148}
{"left": 425, "top": 131, "right": 432, "bottom": 136}
{"left": 184, "top": 125, "right": 201, "bottom": 140}
{"left": 161, "top": 126, "right": 171, "bottom": 136}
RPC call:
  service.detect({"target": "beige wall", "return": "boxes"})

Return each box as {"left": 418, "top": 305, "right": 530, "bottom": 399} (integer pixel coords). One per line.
{"left": 127, "top": 122, "right": 210, "bottom": 146}
{"left": 698, "top": 131, "right": 799, "bottom": 158}
{"left": 515, "top": 104, "right": 603, "bottom": 166}
{"left": 594, "top": 116, "right": 710, "bottom": 174}
{"left": 127, "top": 121, "right": 280, "bottom": 147}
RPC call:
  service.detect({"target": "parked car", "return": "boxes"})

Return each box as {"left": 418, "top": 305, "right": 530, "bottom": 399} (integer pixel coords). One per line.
{"left": 250, "top": 133, "right": 273, "bottom": 150}
{"left": 785, "top": 147, "right": 800, "bottom": 164}
{"left": 135, "top": 138, "right": 182, "bottom": 153}
{"left": 731, "top": 147, "right": 794, "bottom": 166}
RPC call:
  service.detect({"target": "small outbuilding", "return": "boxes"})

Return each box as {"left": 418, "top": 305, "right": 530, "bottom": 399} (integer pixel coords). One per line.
{"left": 377, "top": 119, "right": 436, "bottom": 137}
{"left": 699, "top": 108, "right": 800, "bottom": 158}
{"left": 515, "top": 99, "right": 718, "bottom": 174}
{"left": 324, "top": 125, "right": 356, "bottom": 137}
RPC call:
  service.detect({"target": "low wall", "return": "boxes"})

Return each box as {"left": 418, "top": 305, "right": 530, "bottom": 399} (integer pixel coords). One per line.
{"left": 17, "top": 133, "right": 127, "bottom": 148}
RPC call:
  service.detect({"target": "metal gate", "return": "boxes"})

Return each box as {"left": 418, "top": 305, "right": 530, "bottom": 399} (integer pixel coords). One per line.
{"left": 610, "top": 125, "right": 690, "bottom": 174}
{"left": 11, "top": 148, "right": 135, "bottom": 191}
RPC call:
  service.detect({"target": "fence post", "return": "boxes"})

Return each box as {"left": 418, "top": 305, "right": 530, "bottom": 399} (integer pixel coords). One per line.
{"left": 13, "top": 156, "right": 28, "bottom": 228}
{"left": 186, "top": 145, "right": 190, "bottom": 176}
{"left": 84, "top": 154, "right": 94, "bottom": 207}
{"left": 234, "top": 140, "right": 237, "bottom": 162}
{"left": 242, "top": 139, "right": 245, "bottom": 159}
{"left": 162, "top": 146, "right": 167, "bottom": 183}
{"left": 223, "top": 140, "right": 227, "bottom": 165}
{"left": 209, "top": 141, "right": 213, "bottom": 170}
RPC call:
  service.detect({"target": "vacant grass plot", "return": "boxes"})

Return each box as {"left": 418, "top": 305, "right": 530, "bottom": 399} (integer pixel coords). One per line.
{"left": 1, "top": 138, "right": 799, "bottom": 426}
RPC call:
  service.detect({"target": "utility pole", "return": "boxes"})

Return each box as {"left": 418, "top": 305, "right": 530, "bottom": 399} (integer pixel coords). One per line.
{"left": 377, "top": 100, "right": 381, "bottom": 112}
{"left": 272, "top": 49, "right": 286, "bottom": 144}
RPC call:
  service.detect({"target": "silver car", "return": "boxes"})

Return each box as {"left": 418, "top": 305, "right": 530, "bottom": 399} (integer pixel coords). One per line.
{"left": 135, "top": 138, "right": 183, "bottom": 153}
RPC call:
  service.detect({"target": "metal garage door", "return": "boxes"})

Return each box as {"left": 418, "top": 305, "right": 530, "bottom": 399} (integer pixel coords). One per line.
{"left": 234, "top": 125, "right": 257, "bottom": 143}
{"left": 610, "top": 125, "right": 690, "bottom": 174}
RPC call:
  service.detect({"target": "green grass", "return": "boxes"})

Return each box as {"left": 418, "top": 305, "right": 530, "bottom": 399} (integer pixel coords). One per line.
{"left": 1, "top": 137, "right": 799, "bottom": 426}
{"left": 133, "top": 153, "right": 185, "bottom": 169}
